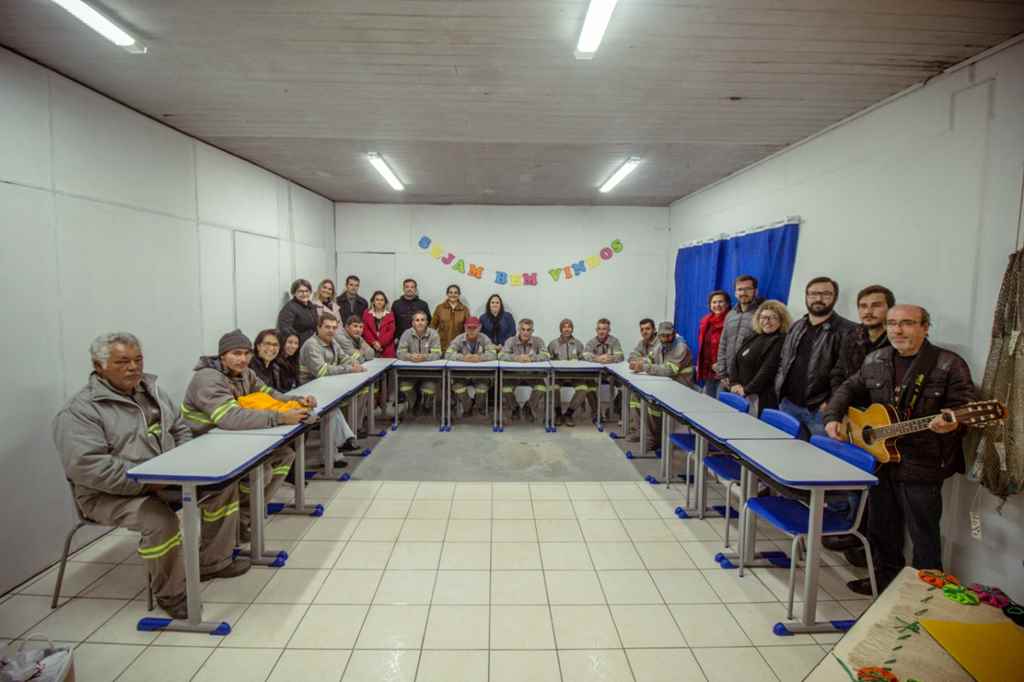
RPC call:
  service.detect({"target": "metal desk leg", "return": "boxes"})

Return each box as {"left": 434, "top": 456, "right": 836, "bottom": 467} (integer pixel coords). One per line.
{"left": 318, "top": 409, "right": 337, "bottom": 480}
{"left": 778, "top": 488, "right": 835, "bottom": 634}
{"left": 391, "top": 368, "right": 399, "bottom": 430}
{"left": 369, "top": 380, "right": 375, "bottom": 434}
{"left": 695, "top": 434, "right": 707, "bottom": 519}
{"left": 348, "top": 394, "right": 359, "bottom": 442}
{"left": 547, "top": 370, "right": 554, "bottom": 431}
{"left": 247, "top": 463, "right": 287, "bottom": 567}
{"left": 662, "top": 413, "right": 671, "bottom": 484}
{"left": 596, "top": 373, "right": 603, "bottom": 430}
{"left": 639, "top": 399, "right": 648, "bottom": 455}
{"left": 497, "top": 368, "right": 504, "bottom": 431}
{"left": 620, "top": 387, "right": 629, "bottom": 435}
{"left": 136, "top": 483, "right": 229, "bottom": 634}
{"left": 492, "top": 369, "right": 498, "bottom": 430}
{"left": 280, "top": 433, "right": 321, "bottom": 516}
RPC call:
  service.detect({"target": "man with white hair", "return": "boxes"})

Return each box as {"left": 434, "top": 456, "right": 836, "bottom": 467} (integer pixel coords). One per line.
{"left": 53, "top": 333, "right": 249, "bottom": 620}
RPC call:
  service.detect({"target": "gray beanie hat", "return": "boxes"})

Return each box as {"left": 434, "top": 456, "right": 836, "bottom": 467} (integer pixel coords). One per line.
{"left": 218, "top": 329, "right": 253, "bottom": 355}
{"left": 657, "top": 321, "right": 675, "bottom": 334}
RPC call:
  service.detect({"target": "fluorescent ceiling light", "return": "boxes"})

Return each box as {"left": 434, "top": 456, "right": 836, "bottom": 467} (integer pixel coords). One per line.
{"left": 599, "top": 156, "right": 641, "bottom": 193}
{"left": 50, "top": 0, "right": 146, "bottom": 52}
{"left": 366, "top": 153, "right": 404, "bottom": 191}
{"left": 575, "top": 0, "right": 619, "bottom": 59}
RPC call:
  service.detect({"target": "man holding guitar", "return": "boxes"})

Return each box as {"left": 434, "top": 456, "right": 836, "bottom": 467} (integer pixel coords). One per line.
{"left": 825, "top": 304, "right": 976, "bottom": 596}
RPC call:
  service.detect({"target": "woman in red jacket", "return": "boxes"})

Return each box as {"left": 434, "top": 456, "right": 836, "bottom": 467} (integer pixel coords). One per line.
{"left": 697, "top": 289, "right": 732, "bottom": 397}
{"left": 362, "top": 290, "right": 396, "bottom": 357}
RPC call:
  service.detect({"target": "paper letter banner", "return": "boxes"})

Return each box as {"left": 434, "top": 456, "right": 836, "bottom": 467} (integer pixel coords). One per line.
{"left": 417, "top": 235, "right": 624, "bottom": 286}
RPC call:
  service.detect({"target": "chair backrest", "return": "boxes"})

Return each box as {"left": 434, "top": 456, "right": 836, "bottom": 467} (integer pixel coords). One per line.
{"left": 759, "top": 409, "right": 800, "bottom": 438}
{"left": 809, "top": 435, "right": 877, "bottom": 474}
{"left": 65, "top": 480, "right": 98, "bottom": 525}
{"left": 717, "top": 391, "right": 750, "bottom": 413}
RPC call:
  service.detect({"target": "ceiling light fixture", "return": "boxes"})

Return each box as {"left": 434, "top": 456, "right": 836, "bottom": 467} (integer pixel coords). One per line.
{"left": 599, "top": 156, "right": 641, "bottom": 193}
{"left": 575, "top": 0, "right": 619, "bottom": 59}
{"left": 50, "top": 0, "right": 146, "bottom": 53}
{"left": 366, "top": 153, "right": 404, "bottom": 191}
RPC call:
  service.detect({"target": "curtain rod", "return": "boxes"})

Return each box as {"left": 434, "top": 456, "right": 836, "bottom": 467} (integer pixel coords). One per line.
{"left": 675, "top": 216, "right": 802, "bottom": 250}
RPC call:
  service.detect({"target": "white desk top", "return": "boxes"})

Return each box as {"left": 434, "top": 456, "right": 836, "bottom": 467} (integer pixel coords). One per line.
{"left": 684, "top": 411, "right": 793, "bottom": 440}
{"left": 548, "top": 360, "right": 605, "bottom": 371}
{"left": 207, "top": 422, "right": 307, "bottom": 438}
{"left": 127, "top": 433, "right": 282, "bottom": 484}
{"left": 498, "top": 360, "right": 552, "bottom": 371}
{"left": 727, "top": 438, "right": 878, "bottom": 488}
{"left": 446, "top": 360, "right": 500, "bottom": 370}
{"left": 642, "top": 382, "right": 736, "bottom": 416}
{"left": 393, "top": 359, "right": 448, "bottom": 369}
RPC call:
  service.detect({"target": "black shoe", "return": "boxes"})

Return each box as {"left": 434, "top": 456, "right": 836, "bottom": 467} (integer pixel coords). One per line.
{"left": 564, "top": 411, "right": 576, "bottom": 427}
{"left": 846, "top": 577, "right": 875, "bottom": 596}
{"left": 844, "top": 546, "right": 867, "bottom": 568}
{"left": 201, "top": 557, "right": 252, "bottom": 582}
{"left": 523, "top": 406, "right": 536, "bottom": 423}
{"left": 332, "top": 458, "right": 350, "bottom": 469}
{"left": 822, "top": 534, "right": 861, "bottom": 551}
{"left": 555, "top": 412, "right": 564, "bottom": 426}
{"left": 356, "top": 430, "right": 368, "bottom": 439}
{"left": 341, "top": 438, "right": 361, "bottom": 452}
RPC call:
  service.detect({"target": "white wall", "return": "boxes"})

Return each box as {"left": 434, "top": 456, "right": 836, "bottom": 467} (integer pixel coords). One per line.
{"left": 668, "top": 40, "right": 1024, "bottom": 595}
{"left": 335, "top": 204, "right": 670, "bottom": 344}
{"left": 0, "top": 47, "right": 335, "bottom": 595}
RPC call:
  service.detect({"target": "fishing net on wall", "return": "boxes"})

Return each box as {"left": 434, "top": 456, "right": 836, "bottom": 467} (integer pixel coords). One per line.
{"left": 966, "top": 248, "right": 1023, "bottom": 500}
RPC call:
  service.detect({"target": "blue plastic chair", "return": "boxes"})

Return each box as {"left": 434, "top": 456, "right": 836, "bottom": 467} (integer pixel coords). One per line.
{"left": 717, "top": 391, "right": 750, "bottom": 413}
{"left": 759, "top": 409, "right": 801, "bottom": 438}
{"left": 738, "top": 435, "right": 878, "bottom": 619}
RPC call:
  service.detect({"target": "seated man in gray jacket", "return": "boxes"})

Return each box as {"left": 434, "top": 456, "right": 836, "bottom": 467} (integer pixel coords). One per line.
{"left": 182, "top": 329, "right": 314, "bottom": 536}
{"left": 446, "top": 316, "right": 497, "bottom": 418}
{"left": 53, "top": 333, "right": 249, "bottom": 620}
{"left": 299, "top": 313, "right": 366, "bottom": 452}
{"left": 397, "top": 311, "right": 443, "bottom": 418}
{"left": 335, "top": 315, "right": 375, "bottom": 435}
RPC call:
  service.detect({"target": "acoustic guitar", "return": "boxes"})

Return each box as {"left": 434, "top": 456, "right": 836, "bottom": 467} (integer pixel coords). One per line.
{"left": 842, "top": 400, "right": 1007, "bottom": 463}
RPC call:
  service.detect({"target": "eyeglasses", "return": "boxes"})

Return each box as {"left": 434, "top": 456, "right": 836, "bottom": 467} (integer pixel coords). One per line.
{"left": 758, "top": 314, "right": 780, "bottom": 321}
{"left": 736, "top": 286, "right": 754, "bottom": 293}
{"left": 806, "top": 290, "right": 835, "bottom": 299}
{"left": 885, "top": 319, "right": 923, "bottom": 329}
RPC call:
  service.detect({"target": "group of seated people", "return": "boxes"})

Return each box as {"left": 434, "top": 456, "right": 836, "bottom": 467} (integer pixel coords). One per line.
{"left": 50, "top": 270, "right": 975, "bottom": 618}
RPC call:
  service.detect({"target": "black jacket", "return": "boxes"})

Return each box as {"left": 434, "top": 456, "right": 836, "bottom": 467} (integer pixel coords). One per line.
{"left": 277, "top": 298, "right": 319, "bottom": 347}
{"left": 775, "top": 313, "right": 856, "bottom": 408}
{"left": 734, "top": 331, "right": 784, "bottom": 412}
{"left": 336, "top": 294, "right": 369, "bottom": 325}
{"left": 251, "top": 356, "right": 298, "bottom": 393}
{"left": 831, "top": 325, "right": 891, "bottom": 404}
{"left": 825, "top": 341, "right": 976, "bottom": 483}
{"left": 392, "top": 296, "right": 432, "bottom": 340}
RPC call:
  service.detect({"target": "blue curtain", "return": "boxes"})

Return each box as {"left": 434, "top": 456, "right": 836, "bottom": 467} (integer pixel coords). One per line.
{"left": 673, "top": 222, "right": 800, "bottom": 354}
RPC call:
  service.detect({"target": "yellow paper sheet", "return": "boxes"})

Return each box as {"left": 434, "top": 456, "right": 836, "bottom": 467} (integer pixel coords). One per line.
{"left": 920, "top": 618, "right": 1024, "bottom": 682}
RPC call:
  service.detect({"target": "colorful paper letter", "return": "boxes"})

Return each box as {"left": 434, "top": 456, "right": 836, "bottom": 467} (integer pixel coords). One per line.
{"left": 571, "top": 260, "right": 586, "bottom": 276}
{"left": 452, "top": 259, "right": 465, "bottom": 273}
{"left": 495, "top": 271, "right": 508, "bottom": 285}
{"left": 468, "top": 264, "right": 484, "bottom": 279}
{"left": 522, "top": 272, "right": 538, "bottom": 286}
{"left": 548, "top": 268, "right": 562, "bottom": 282}
{"left": 441, "top": 252, "right": 455, "bottom": 265}
{"left": 418, "top": 236, "right": 431, "bottom": 249}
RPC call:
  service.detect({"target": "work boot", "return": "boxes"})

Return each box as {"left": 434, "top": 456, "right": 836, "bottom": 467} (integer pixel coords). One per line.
{"left": 846, "top": 577, "right": 876, "bottom": 596}
{"left": 555, "top": 411, "right": 564, "bottom": 427}
{"left": 822, "top": 534, "right": 860, "bottom": 551}
{"left": 332, "top": 457, "right": 350, "bottom": 469}
{"left": 523, "top": 405, "right": 536, "bottom": 422}
{"left": 340, "top": 438, "right": 361, "bottom": 453}
{"left": 157, "top": 593, "right": 189, "bottom": 620}
{"left": 844, "top": 546, "right": 867, "bottom": 568}
{"left": 564, "top": 410, "right": 576, "bottom": 427}
{"left": 201, "top": 557, "right": 252, "bottom": 582}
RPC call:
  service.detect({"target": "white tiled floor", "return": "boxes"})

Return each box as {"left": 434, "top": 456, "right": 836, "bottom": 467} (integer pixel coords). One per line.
{"left": 3, "top": 479, "right": 872, "bottom": 681}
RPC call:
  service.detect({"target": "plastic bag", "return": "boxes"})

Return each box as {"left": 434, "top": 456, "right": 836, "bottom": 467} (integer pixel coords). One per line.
{"left": 0, "top": 634, "right": 74, "bottom": 682}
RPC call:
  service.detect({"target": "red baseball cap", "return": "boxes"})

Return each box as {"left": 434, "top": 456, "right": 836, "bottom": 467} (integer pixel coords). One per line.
{"left": 465, "top": 316, "right": 481, "bottom": 329}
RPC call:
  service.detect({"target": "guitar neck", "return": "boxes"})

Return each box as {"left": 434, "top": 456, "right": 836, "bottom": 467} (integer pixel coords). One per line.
{"left": 873, "top": 415, "right": 936, "bottom": 440}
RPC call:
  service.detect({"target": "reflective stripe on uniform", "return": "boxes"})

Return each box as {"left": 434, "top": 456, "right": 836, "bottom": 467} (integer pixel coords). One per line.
{"left": 138, "top": 531, "right": 182, "bottom": 559}
{"left": 665, "top": 362, "right": 680, "bottom": 373}
{"left": 239, "top": 483, "right": 251, "bottom": 494}
{"left": 452, "top": 386, "right": 468, "bottom": 394}
{"left": 629, "top": 399, "right": 641, "bottom": 409}
{"left": 202, "top": 501, "right": 240, "bottom": 523}
{"left": 210, "top": 399, "right": 240, "bottom": 423}
{"left": 574, "top": 384, "right": 590, "bottom": 392}
{"left": 317, "top": 364, "right": 330, "bottom": 377}
{"left": 533, "top": 385, "right": 548, "bottom": 392}
{"left": 272, "top": 465, "right": 292, "bottom": 476}
{"left": 421, "top": 388, "right": 435, "bottom": 395}
{"left": 400, "top": 383, "right": 414, "bottom": 392}
{"left": 259, "top": 384, "right": 273, "bottom": 394}
{"left": 180, "top": 402, "right": 213, "bottom": 425}
{"left": 650, "top": 408, "right": 663, "bottom": 417}
{"left": 146, "top": 423, "right": 162, "bottom": 437}
{"left": 501, "top": 386, "right": 514, "bottom": 393}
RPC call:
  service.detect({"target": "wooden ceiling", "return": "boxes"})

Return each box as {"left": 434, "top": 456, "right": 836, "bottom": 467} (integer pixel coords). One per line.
{"left": 3, "top": 1, "right": 1022, "bottom": 205}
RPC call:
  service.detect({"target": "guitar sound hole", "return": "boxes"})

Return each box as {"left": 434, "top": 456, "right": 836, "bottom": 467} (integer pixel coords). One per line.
{"left": 861, "top": 427, "right": 875, "bottom": 445}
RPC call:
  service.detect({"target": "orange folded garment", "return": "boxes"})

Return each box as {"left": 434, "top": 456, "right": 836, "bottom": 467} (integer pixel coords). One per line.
{"left": 237, "top": 392, "right": 304, "bottom": 413}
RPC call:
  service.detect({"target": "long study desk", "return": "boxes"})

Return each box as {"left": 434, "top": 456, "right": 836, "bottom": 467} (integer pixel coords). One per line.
{"left": 126, "top": 432, "right": 283, "bottom": 635}
{"left": 443, "top": 360, "right": 500, "bottom": 431}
